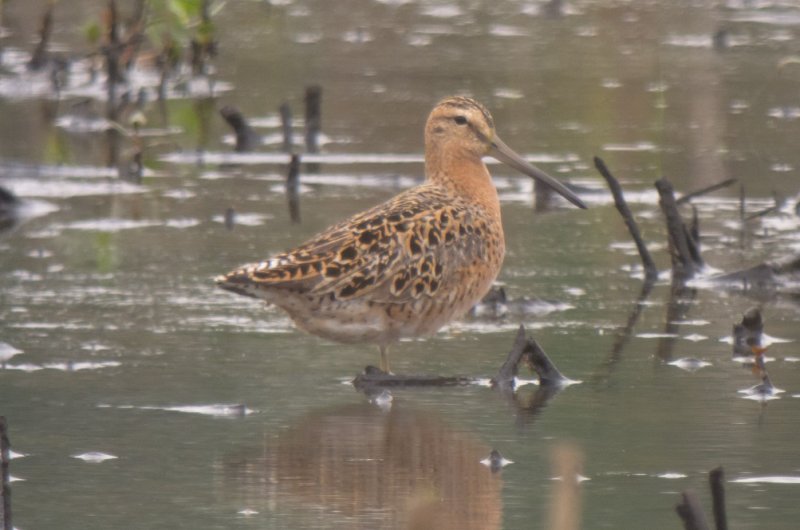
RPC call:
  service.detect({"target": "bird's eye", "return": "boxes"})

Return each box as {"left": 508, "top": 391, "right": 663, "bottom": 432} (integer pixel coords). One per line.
{"left": 453, "top": 115, "right": 468, "bottom": 125}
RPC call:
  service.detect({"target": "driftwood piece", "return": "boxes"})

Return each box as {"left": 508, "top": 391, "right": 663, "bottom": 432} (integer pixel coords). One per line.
{"left": 676, "top": 177, "right": 737, "bottom": 205}
{"left": 352, "top": 366, "right": 473, "bottom": 390}
{"left": 353, "top": 325, "right": 568, "bottom": 390}
{"left": 286, "top": 154, "right": 301, "bottom": 224}
{"left": 655, "top": 177, "right": 703, "bottom": 281}
{"left": 709, "top": 467, "right": 727, "bottom": 530}
{"left": 675, "top": 490, "right": 710, "bottom": 530}
{"left": 28, "top": 3, "right": 54, "bottom": 71}
{"left": 220, "top": 105, "right": 259, "bottom": 152}
{"left": 105, "top": 0, "right": 121, "bottom": 119}
{"left": 1, "top": 417, "right": 11, "bottom": 530}
{"left": 492, "top": 325, "right": 569, "bottom": 388}
{"left": 492, "top": 324, "right": 530, "bottom": 392}
{"left": 526, "top": 333, "right": 569, "bottom": 386}
{"left": 594, "top": 157, "right": 658, "bottom": 283}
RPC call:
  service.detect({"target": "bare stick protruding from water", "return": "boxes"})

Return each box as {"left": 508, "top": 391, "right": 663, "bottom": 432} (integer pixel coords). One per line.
{"left": 676, "top": 177, "right": 737, "bottom": 204}
{"left": 709, "top": 467, "right": 728, "bottom": 530}
{"left": 1, "top": 416, "right": 11, "bottom": 530}
{"left": 304, "top": 85, "right": 322, "bottom": 153}
{"left": 594, "top": 157, "right": 658, "bottom": 283}
{"left": 287, "top": 154, "right": 301, "bottom": 224}
{"left": 28, "top": 3, "right": 54, "bottom": 71}
{"left": 105, "top": 0, "right": 121, "bottom": 120}
{"left": 675, "top": 490, "right": 710, "bottom": 530}
{"left": 220, "top": 105, "right": 259, "bottom": 152}
{"left": 655, "top": 177, "right": 702, "bottom": 281}
{"left": 492, "top": 325, "right": 569, "bottom": 388}
{"left": 280, "top": 102, "right": 293, "bottom": 153}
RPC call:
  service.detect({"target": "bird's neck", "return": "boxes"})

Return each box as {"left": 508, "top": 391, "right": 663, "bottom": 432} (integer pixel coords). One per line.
{"left": 425, "top": 147, "right": 500, "bottom": 215}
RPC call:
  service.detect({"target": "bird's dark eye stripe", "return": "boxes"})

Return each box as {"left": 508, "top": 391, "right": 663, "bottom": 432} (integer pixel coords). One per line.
{"left": 453, "top": 115, "right": 468, "bottom": 125}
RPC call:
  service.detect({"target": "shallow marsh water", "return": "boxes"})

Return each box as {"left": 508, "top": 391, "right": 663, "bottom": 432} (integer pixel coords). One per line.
{"left": 1, "top": 1, "right": 800, "bottom": 529}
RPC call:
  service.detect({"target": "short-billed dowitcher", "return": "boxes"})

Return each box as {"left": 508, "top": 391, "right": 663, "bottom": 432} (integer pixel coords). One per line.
{"left": 216, "top": 96, "right": 586, "bottom": 371}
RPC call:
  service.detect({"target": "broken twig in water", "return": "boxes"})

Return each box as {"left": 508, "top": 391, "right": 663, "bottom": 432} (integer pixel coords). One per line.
{"left": 675, "top": 490, "right": 710, "bottom": 530}
{"left": 1, "top": 417, "right": 11, "bottom": 530}
{"left": 286, "top": 154, "right": 301, "bottom": 224}
{"left": 676, "top": 177, "right": 737, "bottom": 205}
{"left": 594, "top": 156, "right": 658, "bottom": 283}
{"left": 655, "top": 177, "right": 703, "bottom": 281}
{"left": 492, "top": 325, "right": 569, "bottom": 388}
{"left": 220, "top": 105, "right": 259, "bottom": 152}
{"left": 105, "top": 0, "right": 122, "bottom": 120}
{"left": 28, "top": 3, "right": 54, "bottom": 71}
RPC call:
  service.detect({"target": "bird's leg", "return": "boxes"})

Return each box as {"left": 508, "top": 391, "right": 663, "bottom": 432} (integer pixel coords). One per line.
{"left": 379, "top": 345, "right": 391, "bottom": 374}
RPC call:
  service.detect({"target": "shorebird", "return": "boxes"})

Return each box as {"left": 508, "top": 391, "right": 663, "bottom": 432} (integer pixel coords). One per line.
{"left": 216, "top": 96, "right": 586, "bottom": 372}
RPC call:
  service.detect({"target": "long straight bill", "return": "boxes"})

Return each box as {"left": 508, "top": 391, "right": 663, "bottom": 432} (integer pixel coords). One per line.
{"left": 489, "top": 136, "right": 587, "bottom": 209}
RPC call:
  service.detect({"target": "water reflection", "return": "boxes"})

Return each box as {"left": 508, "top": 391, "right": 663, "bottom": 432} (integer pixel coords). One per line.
{"left": 220, "top": 404, "right": 501, "bottom": 529}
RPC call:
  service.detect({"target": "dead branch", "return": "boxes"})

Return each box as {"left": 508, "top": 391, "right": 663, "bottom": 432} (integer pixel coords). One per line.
{"left": 709, "top": 467, "right": 727, "bottom": 530}
{"left": 594, "top": 156, "right": 658, "bottom": 283}
{"left": 353, "top": 325, "right": 569, "bottom": 390}
{"left": 287, "top": 154, "right": 301, "bottom": 224}
{"left": 655, "top": 177, "right": 703, "bottom": 281}
{"left": 220, "top": 105, "right": 259, "bottom": 152}
{"left": 675, "top": 490, "right": 710, "bottom": 530}
{"left": 676, "top": 177, "right": 737, "bottom": 204}
{"left": 352, "top": 367, "right": 473, "bottom": 390}
{"left": 28, "top": 3, "right": 54, "bottom": 71}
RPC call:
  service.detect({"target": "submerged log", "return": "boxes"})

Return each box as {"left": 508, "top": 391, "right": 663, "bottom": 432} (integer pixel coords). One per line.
{"left": 352, "top": 366, "right": 473, "bottom": 389}
{"left": 352, "top": 325, "right": 569, "bottom": 390}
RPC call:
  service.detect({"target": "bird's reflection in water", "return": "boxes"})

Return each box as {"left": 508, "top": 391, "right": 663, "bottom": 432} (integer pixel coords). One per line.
{"left": 220, "top": 403, "right": 502, "bottom": 529}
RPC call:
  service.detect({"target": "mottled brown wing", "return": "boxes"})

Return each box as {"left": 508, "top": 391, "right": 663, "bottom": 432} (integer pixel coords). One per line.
{"left": 221, "top": 184, "right": 495, "bottom": 305}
